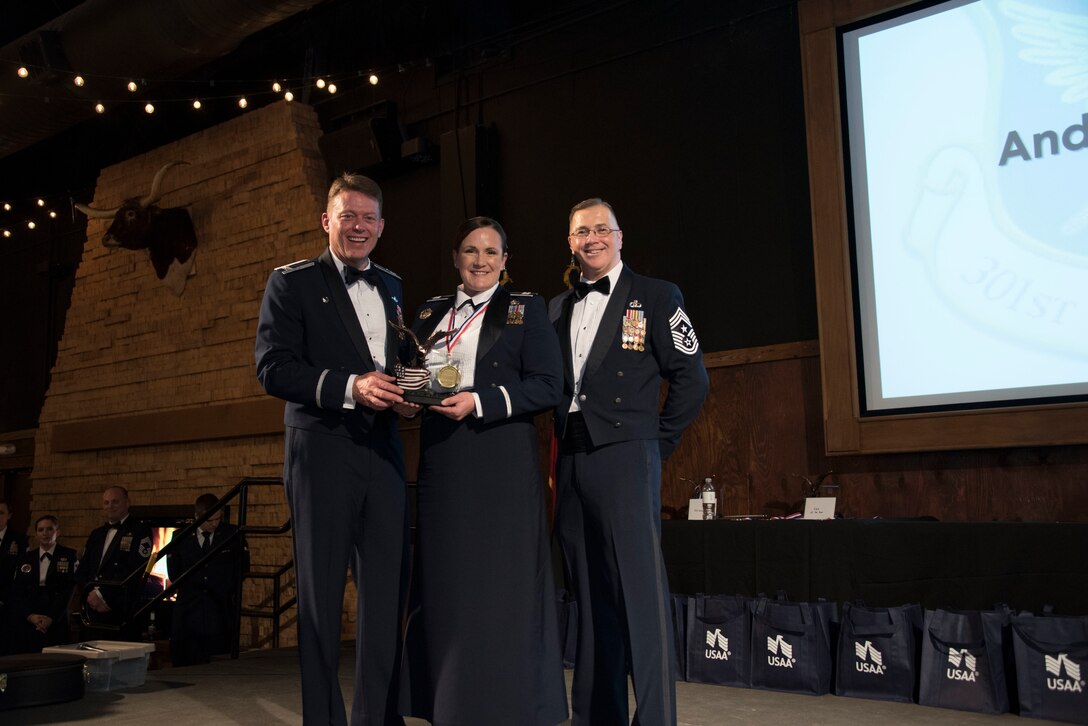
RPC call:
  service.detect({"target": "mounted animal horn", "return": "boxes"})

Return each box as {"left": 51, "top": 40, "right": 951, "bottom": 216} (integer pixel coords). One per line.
{"left": 74, "top": 160, "right": 190, "bottom": 218}
{"left": 73, "top": 201, "right": 119, "bottom": 219}
{"left": 139, "top": 160, "right": 189, "bottom": 208}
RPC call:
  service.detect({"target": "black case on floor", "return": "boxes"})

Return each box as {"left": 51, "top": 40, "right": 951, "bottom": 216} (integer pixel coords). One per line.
{"left": 0, "top": 654, "right": 86, "bottom": 710}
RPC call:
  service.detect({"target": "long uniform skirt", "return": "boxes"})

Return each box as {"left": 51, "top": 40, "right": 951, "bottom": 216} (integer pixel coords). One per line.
{"left": 400, "top": 412, "right": 568, "bottom": 726}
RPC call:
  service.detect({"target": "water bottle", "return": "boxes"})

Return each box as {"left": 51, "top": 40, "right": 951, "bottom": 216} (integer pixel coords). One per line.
{"left": 700, "top": 477, "right": 717, "bottom": 520}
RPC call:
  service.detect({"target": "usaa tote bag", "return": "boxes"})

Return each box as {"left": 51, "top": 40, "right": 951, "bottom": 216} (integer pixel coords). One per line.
{"left": 684, "top": 594, "right": 753, "bottom": 687}
{"left": 919, "top": 607, "right": 1012, "bottom": 714}
{"left": 1011, "top": 611, "right": 1088, "bottom": 724}
{"left": 834, "top": 602, "right": 923, "bottom": 703}
{"left": 749, "top": 596, "right": 837, "bottom": 695}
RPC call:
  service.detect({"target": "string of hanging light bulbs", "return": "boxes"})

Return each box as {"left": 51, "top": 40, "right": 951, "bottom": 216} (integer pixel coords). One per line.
{"left": 0, "top": 62, "right": 384, "bottom": 240}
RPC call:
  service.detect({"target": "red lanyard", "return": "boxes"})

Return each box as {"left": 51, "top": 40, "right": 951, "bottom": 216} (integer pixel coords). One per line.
{"left": 445, "top": 300, "right": 490, "bottom": 355}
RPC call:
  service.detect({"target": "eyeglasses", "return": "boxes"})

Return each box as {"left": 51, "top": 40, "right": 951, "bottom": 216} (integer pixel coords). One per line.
{"left": 569, "top": 225, "right": 619, "bottom": 240}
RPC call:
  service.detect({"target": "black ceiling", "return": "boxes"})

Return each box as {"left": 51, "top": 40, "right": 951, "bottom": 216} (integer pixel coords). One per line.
{"left": 0, "top": 0, "right": 598, "bottom": 209}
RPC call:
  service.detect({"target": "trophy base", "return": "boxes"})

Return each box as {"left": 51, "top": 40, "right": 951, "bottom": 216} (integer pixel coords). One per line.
{"left": 394, "top": 364, "right": 457, "bottom": 406}
{"left": 402, "top": 389, "right": 455, "bottom": 406}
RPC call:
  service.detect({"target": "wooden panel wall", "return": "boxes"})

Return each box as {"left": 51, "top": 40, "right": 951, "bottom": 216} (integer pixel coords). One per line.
{"left": 664, "top": 342, "right": 1088, "bottom": 522}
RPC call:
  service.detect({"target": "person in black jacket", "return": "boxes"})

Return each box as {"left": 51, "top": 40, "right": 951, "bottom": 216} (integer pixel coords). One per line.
{"left": 9, "top": 514, "right": 78, "bottom": 653}
{"left": 396, "top": 217, "right": 568, "bottom": 726}
{"left": 0, "top": 500, "right": 29, "bottom": 654}
{"left": 167, "top": 493, "right": 249, "bottom": 666}
{"left": 549, "top": 198, "right": 708, "bottom": 726}
{"left": 74, "top": 486, "right": 153, "bottom": 640}
{"left": 256, "top": 173, "right": 410, "bottom": 726}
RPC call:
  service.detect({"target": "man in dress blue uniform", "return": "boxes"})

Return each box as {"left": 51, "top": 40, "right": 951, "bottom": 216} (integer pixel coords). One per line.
{"left": 167, "top": 493, "right": 249, "bottom": 666}
{"left": 256, "top": 172, "right": 409, "bottom": 726}
{"left": 74, "top": 485, "right": 153, "bottom": 641}
{"left": 0, "top": 501, "right": 30, "bottom": 654}
{"left": 549, "top": 198, "right": 708, "bottom": 726}
{"left": 9, "top": 514, "right": 78, "bottom": 653}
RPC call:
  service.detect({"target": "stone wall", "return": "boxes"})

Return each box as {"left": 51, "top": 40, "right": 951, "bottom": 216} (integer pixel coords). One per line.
{"left": 31, "top": 101, "right": 340, "bottom": 649}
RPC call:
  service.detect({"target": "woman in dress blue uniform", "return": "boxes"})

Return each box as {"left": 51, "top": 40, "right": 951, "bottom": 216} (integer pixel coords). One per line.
{"left": 398, "top": 217, "right": 568, "bottom": 726}
{"left": 9, "top": 515, "right": 78, "bottom": 653}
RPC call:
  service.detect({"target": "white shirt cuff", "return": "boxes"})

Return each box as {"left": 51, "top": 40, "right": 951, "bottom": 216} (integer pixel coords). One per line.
{"left": 498, "top": 385, "right": 512, "bottom": 418}
{"left": 344, "top": 374, "right": 357, "bottom": 409}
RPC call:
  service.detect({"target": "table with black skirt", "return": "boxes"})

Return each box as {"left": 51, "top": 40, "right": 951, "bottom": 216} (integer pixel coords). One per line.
{"left": 661, "top": 519, "right": 1088, "bottom": 613}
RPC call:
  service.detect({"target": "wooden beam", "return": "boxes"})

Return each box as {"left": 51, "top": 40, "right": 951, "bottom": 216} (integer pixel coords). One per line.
{"left": 51, "top": 398, "right": 286, "bottom": 453}
{"left": 704, "top": 340, "right": 819, "bottom": 369}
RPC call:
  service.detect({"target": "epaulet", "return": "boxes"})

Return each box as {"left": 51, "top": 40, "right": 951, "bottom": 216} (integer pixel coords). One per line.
{"left": 425, "top": 294, "right": 454, "bottom": 302}
{"left": 275, "top": 259, "right": 314, "bottom": 274}
{"left": 510, "top": 291, "right": 538, "bottom": 297}
{"left": 371, "top": 261, "right": 401, "bottom": 280}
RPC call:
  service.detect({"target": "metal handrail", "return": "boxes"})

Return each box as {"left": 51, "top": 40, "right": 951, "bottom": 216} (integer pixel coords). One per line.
{"left": 238, "top": 560, "right": 297, "bottom": 649}
{"left": 79, "top": 476, "right": 294, "bottom": 657}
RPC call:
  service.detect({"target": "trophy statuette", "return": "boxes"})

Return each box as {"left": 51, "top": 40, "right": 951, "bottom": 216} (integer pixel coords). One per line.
{"left": 388, "top": 320, "right": 458, "bottom": 405}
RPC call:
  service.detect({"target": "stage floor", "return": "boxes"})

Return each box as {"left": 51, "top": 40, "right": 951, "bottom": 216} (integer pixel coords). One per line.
{"left": 4, "top": 642, "right": 1049, "bottom": 725}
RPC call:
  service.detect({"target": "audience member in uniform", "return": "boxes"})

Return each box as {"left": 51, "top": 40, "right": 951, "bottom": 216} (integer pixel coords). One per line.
{"left": 167, "top": 493, "right": 250, "bottom": 666}
{"left": 0, "top": 500, "right": 29, "bottom": 654}
{"left": 8, "top": 514, "right": 78, "bottom": 653}
{"left": 256, "top": 172, "right": 410, "bottom": 726}
{"left": 397, "top": 217, "right": 568, "bottom": 725}
{"left": 74, "top": 486, "right": 153, "bottom": 640}
{"left": 549, "top": 198, "right": 708, "bottom": 726}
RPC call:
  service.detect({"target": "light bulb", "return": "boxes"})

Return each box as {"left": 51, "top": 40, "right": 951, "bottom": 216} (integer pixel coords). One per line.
{"left": 328, "top": 84, "right": 337, "bottom": 94}
{"left": 17, "top": 67, "right": 29, "bottom": 78}
{"left": 192, "top": 100, "right": 202, "bottom": 109}
{"left": 368, "top": 74, "right": 378, "bottom": 86}
{"left": 127, "top": 81, "right": 138, "bottom": 92}
{"left": 74, "top": 75, "right": 85, "bottom": 87}
{"left": 37, "top": 199, "right": 45, "bottom": 207}
{"left": 284, "top": 91, "right": 294, "bottom": 102}
{"left": 95, "top": 103, "right": 105, "bottom": 113}
{"left": 238, "top": 97, "right": 248, "bottom": 109}
{"left": 27, "top": 221, "right": 36, "bottom": 230}
{"left": 272, "top": 82, "right": 282, "bottom": 93}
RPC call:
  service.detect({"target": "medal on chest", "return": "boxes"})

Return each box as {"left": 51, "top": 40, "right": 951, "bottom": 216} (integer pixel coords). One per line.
{"left": 622, "top": 307, "right": 646, "bottom": 352}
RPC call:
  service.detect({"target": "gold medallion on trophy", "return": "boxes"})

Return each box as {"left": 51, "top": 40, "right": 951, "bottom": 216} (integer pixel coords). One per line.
{"left": 436, "top": 363, "right": 461, "bottom": 389}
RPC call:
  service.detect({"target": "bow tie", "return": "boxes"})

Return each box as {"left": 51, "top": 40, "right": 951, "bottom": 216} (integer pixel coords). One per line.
{"left": 574, "top": 277, "right": 610, "bottom": 300}
{"left": 457, "top": 298, "right": 476, "bottom": 312}
{"left": 41, "top": 551, "right": 52, "bottom": 561}
{"left": 343, "top": 265, "right": 379, "bottom": 287}
{"left": 107, "top": 522, "right": 120, "bottom": 531}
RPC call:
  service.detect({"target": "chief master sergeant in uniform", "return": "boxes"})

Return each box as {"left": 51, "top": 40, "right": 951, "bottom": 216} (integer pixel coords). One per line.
{"left": 73, "top": 485, "right": 153, "bottom": 641}
{"left": 256, "top": 172, "right": 409, "bottom": 726}
{"left": 549, "top": 197, "right": 708, "bottom": 726}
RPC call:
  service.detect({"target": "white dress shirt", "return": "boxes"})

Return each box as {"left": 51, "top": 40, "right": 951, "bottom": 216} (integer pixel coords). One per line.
{"left": 425, "top": 284, "right": 499, "bottom": 418}
{"left": 568, "top": 264, "right": 623, "bottom": 412}
{"left": 39, "top": 547, "right": 56, "bottom": 584}
{"left": 334, "top": 257, "right": 390, "bottom": 408}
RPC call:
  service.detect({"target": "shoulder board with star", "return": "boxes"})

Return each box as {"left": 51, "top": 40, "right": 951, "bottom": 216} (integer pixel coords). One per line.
{"left": 371, "top": 262, "right": 402, "bottom": 280}
{"left": 275, "top": 259, "right": 315, "bottom": 274}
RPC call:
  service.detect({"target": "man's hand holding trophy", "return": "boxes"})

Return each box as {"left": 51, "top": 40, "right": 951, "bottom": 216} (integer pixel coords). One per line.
{"left": 388, "top": 318, "right": 461, "bottom": 406}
